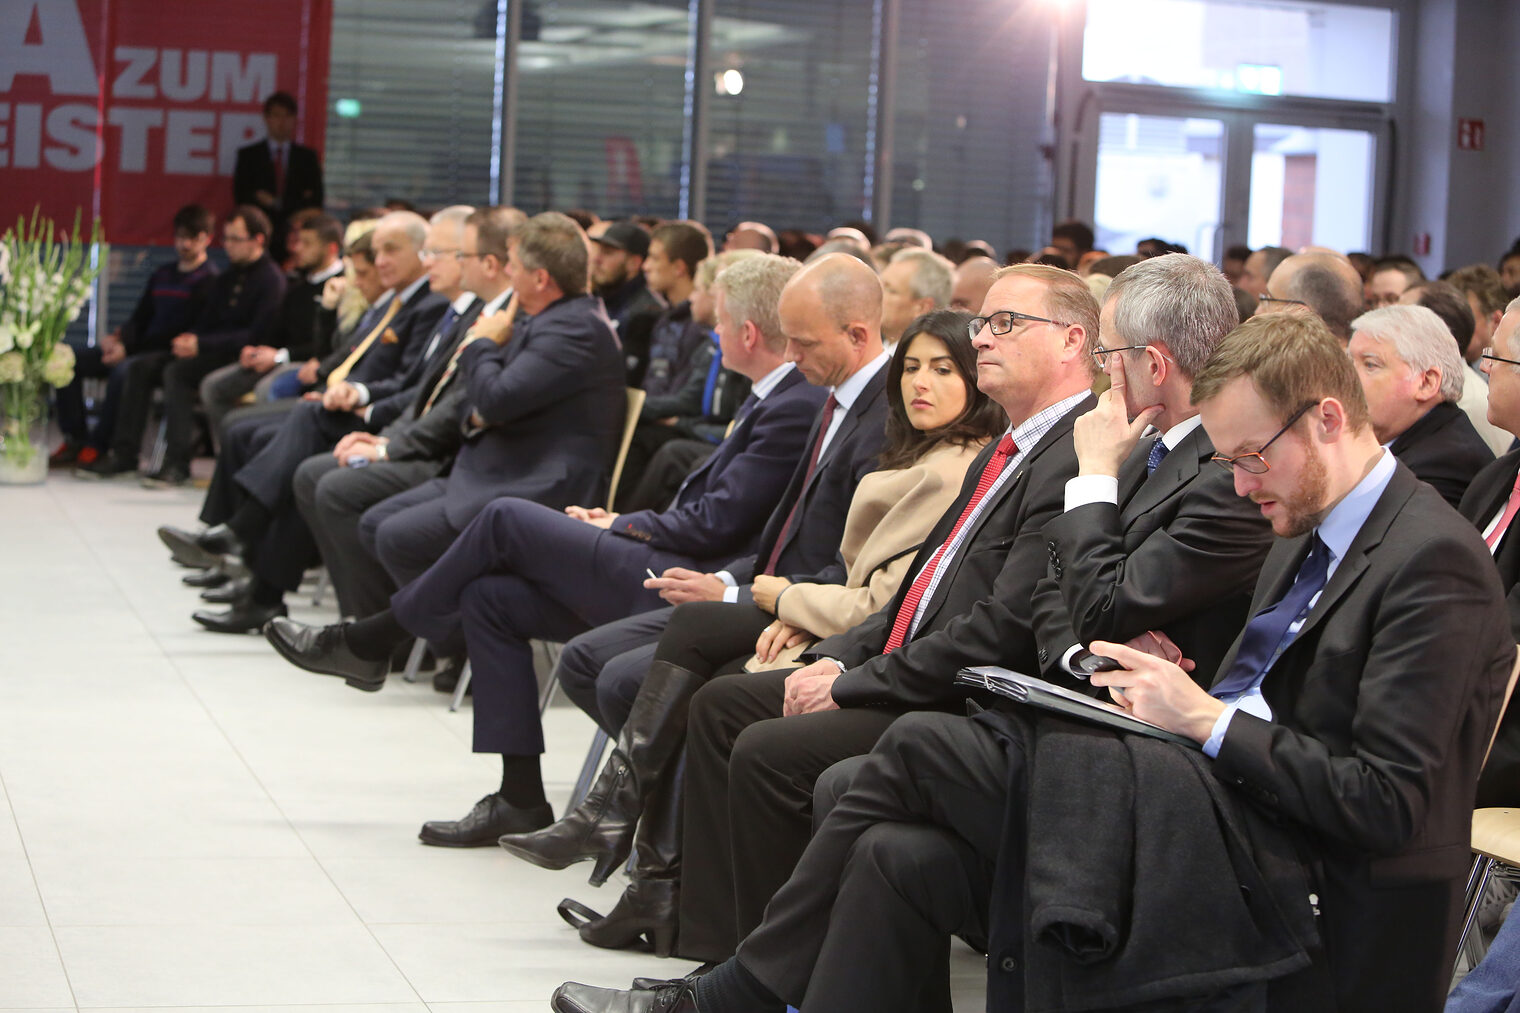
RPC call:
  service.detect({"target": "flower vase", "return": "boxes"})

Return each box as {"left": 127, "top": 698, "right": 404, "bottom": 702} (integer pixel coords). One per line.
{"left": 0, "top": 382, "right": 49, "bottom": 485}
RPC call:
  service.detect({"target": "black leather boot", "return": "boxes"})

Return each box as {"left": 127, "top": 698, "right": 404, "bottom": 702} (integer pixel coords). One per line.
{"left": 567, "top": 758, "right": 685, "bottom": 957}
{"left": 499, "top": 661, "right": 703, "bottom": 886}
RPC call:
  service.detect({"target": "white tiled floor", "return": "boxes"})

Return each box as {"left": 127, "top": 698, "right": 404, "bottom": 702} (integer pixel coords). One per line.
{"left": 0, "top": 476, "right": 985, "bottom": 1011}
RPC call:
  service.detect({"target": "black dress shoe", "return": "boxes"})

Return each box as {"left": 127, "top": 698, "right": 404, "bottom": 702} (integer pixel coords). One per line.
{"left": 200, "top": 578, "right": 250, "bottom": 604}
{"left": 418, "top": 793, "right": 553, "bottom": 848}
{"left": 75, "top": 452, "right": 136, "bottom": 479}
{"left": 182, "top": 568, "right": 230, "bottom": 589}
{"left": 191, "top": 600, "right": 287, "bottom": 634}
{"left": 551, "top": 979, "right": 700, "bottom": 1013}
{"left": 432, "top": 658, "right": 469, "bottom": 694}
{"left": 631, "top": 965, "right": 716, "bottom": 991}
{"left": 264, "top": 616, "right": 388, "bottom": 692}
{"left": 140, "top": 466, "right": 190, "bottom": 489}
{"left": 157, "top": 523, "right": 244, "bottom": 570}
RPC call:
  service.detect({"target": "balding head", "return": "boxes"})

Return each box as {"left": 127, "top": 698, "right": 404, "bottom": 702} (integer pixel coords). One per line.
{"left": 777, "top": 253, "right": 886, "bottom": 387}
{"left": 372, "top": 210, "right": 429, "bottom": 290}
{"left": 951, "top": 256, "right": 999, "bottom": 312}
{"left": 1262, "top": 252, "right": 1364, "bottom": 343}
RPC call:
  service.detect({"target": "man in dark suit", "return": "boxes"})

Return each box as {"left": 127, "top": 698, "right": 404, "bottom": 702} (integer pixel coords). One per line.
{"left": 556, "top": 314, "right": 1514, "bottom": 1013}
{"left": 672, "top": 264, "right": 1098, "bottom": 964}
{"left": 1349, "top": 303, "right": 1493, "bottom": 506}
{"left": 265, "top": 252, "right": 824, "bottom": 843}
{"left": 552, "top": 252, "right": 894, "bottom": 737}
{"left": 1458, "top": 296, "right": 1520, "bottom": 808}
{"left": 157, "top": 211, "right": 449, "bottom": 630}
{"left": 1033, "top": 253, "right": 1274, "bottom": 689}
{"left": 290, "top": 206, "right": 522, "bottom": 620}
{"left": 232, "top": 92, "right": 324, "bottom": 251}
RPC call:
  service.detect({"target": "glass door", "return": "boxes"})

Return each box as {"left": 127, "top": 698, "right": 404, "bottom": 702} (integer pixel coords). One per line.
{"left": 1248, "top": 123, "right": 1376, "bottom": 254}
{"left": 1094, "top": 112, "right": 1225, "bottom": 262}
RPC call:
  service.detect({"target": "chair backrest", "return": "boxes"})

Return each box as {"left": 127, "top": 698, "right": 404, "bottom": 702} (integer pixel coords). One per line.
{"left": 605, "top": 387, "right": 646, "bottom": 510}
{"left": 1483, "top": 646, "right": 1520, "bottom": 771}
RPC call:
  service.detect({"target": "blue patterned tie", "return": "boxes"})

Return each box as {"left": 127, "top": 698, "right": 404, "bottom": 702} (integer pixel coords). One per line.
{"left": 1146, "top": 436, "right": 1169, "bottom": 475}
{"left": 1210, "top": 535, "right": 1331, "bottom": 699}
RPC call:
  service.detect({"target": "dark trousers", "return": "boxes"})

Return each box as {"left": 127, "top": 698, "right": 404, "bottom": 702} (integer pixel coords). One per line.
{"left": 111, "top": 350, "right": 174, "bottom": 463}
{"left": 735, "top": 712, "right": 1007, "bottom": 1011}
{"left": 387, "top": 497, "right": 704, "bottom": 756}
{"left": 56, "top": 339, "right": 125, "bottom": 449}
{"left": 360, "top": 477, "right": 465, "bottom": 590}
{"left": 677, "top": 670, "right": 903, "bottom": 961}
{"left": 293, "top": 453, "right": 439, "bottom": 618}
{"left": 161, "top": 348, "right": 240, "bottom": 470}
{"left": 558, "top": 609, "right": 675, "bottom": 735}
{"left": 200, "top": 411, "right": 286, "bottom": 524}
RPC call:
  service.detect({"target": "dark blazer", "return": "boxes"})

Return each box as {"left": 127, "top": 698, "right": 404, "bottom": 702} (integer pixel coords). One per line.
{"left": 613, "top": 368, "right": 826, "bottom": 561}
{"left": 442, "top": 293, "right": 626, "bottom": 526}
{"left": 1458, "top": 447, "right": 1520, "bottom": 807}
{"left": 366, "top": 296, "right": 482, "bottom": 431}
{"left": 1389, "top": 400, "right": 1494, "bottom": 507}
{"left": 314, "top": 283, "right": 449, "bottom": 395}
{"left": 232, "top": 139, "right": 324, "bottom": 219}
{"left": 1033, "top": 424, "right": 1275, "bottom": 687}
{"left": 262, "top": 268, "right": 331, "bottom": 361}
{"left": 373, "top": 298, "right": 487, "bottom": 461}
{"left": 817, "top": 394, "right": 1093, "bottom": 710}
{"left": 1209, "top": 463, "right": 1511, "bottom": 1011}
{"left": 725, "top": 363, "right": 891, "bottom": 595}
{"left": 190, "top": 254, "right": 287, "bottom": 354}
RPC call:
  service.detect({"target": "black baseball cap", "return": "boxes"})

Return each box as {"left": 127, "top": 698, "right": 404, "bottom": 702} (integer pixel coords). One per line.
{"left": 592, "top": 221, "right": 651, "bottom": 258}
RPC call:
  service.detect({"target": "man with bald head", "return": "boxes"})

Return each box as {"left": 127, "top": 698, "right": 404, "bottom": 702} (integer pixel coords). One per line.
{"left": 1257, "top": 250, "right": 1365, "bottom": 343}
{"left": 724, "top": 221, "right": 778, "bottom": 253}
{"left": 951, "top": 254, "right": 998, "bottom": 312}
{"left": 673, "top": 263, "right": 1096, "bottom": 965}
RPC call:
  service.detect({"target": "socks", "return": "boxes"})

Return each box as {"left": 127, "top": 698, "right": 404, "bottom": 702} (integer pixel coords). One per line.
{"left": 342, "top": 608, "right": 409, "bottom": 660}
{"left": 694, "top": 958, "right": 785, "bottom": 1013}
{"left": 498, "top": 754, "right": 547, "bottom": 810}
{"left": 248, "top": 575, "right": 284, "bottom": 607}
{"left": 225, "top": 498, "right": 271, "bottom": 546}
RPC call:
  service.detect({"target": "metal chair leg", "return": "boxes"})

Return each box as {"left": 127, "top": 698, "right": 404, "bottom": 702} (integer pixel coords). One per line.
{"left": 1457, "top": 858, "right": 1499, "bottom": 966}
{"left": 449, "top": 662, "right": 472, "bottom": 712}
{"left": 570, "top": 728, "right": 610, "bottom": 808}
{"left": 310, "top": 567, "right": 330, "bottom": 608}
{"left": 401, "top": 639, "right": 428, "bottom": 684}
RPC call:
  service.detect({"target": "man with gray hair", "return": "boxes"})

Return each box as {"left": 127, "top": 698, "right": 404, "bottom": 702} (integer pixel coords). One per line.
{"left": 1259, "top": 251, "right": 1365, "bottom": 343}
{"left": 879, "top": 247, "right": 954, "bottom": 349}
{"left": 1348, "top": 304, "right": 1493, "bottom": 505}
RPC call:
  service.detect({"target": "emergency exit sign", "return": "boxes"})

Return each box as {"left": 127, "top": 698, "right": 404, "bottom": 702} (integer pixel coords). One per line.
{"left": 1458, "top": 119, "right": 1486, "bottom": 151}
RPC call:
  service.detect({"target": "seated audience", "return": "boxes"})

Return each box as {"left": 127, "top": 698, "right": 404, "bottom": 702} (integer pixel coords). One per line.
{"left": 1446, "top": 904, "right": 1520, "bottom": 1012}
{"left": 1222, "top": 242, "right": 1251, "bottom": 286}
{"left": 1402, "top": 278, "right": 1514, "bottom": 454}
{"left": 197, "top": 213, "right": 347, "bottom": 440}
{"left": 1238, "top": 244, "right": 1290, "bottom": 297}
{"left": 1502, "top": 245, "right": 1520, "bottom": 298}
{"left": 878, "top": 249, "right": 953, "bottom": 350}
{"left": 68, "top": 204, "right": 218, "bottom": 476}
{"left": 1366, "top": 254, "right": 1425, "bottom": 308}
{"left": 555, "top": 312, "right": 1513, "bottom": 1013}
{"left": 723, "top": 222, "right": 778, "bottom": 253}
{"left": 587, "top": 220, "right": 662, "bottom": 359}
{"left": 949, "top": 255, "right": 997, "bottom": 312}
{"left": 1047, "top": 220, "right": 1094, "bottom": 270}
{"left": 1347, "top": 304, "right": 1493, "bottom": 505}
{"left": 1258, "top": 250, "right": 1364, "bottom": 343}
{"left": 500, "top": 310, "right": 1003, "bottom": 952}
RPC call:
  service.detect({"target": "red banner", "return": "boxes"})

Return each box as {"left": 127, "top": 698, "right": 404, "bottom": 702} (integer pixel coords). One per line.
{"left": 0, "top": 0, "right": 332, "bottom": 245}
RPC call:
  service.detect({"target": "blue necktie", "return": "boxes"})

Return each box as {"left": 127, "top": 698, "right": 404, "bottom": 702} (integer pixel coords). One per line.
{"left": 1146, "top": 436, "right": 1169, "bottom": 475}
{"left": 1210, "top": 535, "right": 1331, "bottom": 699}
{"left": 423, "top": 306, "right": 460, "bottom": 362}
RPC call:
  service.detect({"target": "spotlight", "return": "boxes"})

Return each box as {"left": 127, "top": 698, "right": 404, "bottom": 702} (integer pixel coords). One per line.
{"left": 715, "top": 68, "right": 745, "bottom": 96}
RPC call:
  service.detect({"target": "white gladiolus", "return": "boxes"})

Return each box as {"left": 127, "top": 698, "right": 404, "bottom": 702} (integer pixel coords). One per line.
{"left": 0, "top": 351, "right": 24, "bottom": 384}
{"left": 0, "top": 324, "right": 12, "bottom": 355}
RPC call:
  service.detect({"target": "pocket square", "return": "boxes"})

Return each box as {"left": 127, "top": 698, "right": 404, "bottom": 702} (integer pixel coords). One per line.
{"left": 381, "top": 328, "right": 400, "bottom": 345}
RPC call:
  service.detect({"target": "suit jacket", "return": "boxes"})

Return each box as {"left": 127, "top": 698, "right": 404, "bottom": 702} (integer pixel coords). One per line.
{"left": 232, "top": 139, "right": 324, "bottom": 219}
{"left": 1032, "top": 424, "right": 1275, "bottom": 687}
{"left": 815, "top": 394, "right": 1093, "bottom": 710}
{"left": 189, "top": 254, "right": 287, "bottom": 354}
{"left": 1388, "top": 400, "right": 1494, "bottom": 507}
{"left": 314, "top": 283, "right": 449, "bottom": 397}
{"left": 765, "top": 440, "right": 985, "bottom": 661}
{"left": 725, "top": 364, "right": 891, "bottom": 595}
{"left": 1209, "top": 463, "right": 1511, "bottom": 1011}
{"left": 1458, "top": 447, "right": 1520, "bottom": 807}
{"left": 442, "top": 293, "right": 626, "bottom": 526}
{"left": 374, "top": 298, "right": 487, "bottom": 461}
{"left": 612, "top": 368, "right": 826, "bottom": 561}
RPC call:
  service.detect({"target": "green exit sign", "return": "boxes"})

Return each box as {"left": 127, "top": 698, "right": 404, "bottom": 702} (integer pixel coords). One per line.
{"left": 1236, "top": 64, "right": 1282, "bottom": 96}
{"left": 335, "top": 98, "right": 363, "bottom": 118}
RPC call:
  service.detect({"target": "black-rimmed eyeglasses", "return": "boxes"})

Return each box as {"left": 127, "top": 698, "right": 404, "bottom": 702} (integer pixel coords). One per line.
{"left": 1481, "top": 347, "right": 1520, "bottom": 369}
{"left": 1257, "top": 290, "right": 1309, "bottom": 308}
{"left": 1091, "top": 344, "right": 1147, "bottom": 367}
{"left": 1210, "top": 402, "right": 1317, "bottom": 475}
{"left": 968, "top": 309, "right": 1069, "bottom": 341}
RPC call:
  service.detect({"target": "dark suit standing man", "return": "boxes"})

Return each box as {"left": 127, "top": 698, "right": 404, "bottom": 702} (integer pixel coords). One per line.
{"left": 672, "top": 264, "right": 1097, "bottom": 964}
{"left": 1348, "top": 303, "right": 1493, "bottom": 506}
{"left": 1458, "top": 295, "right": 1520, "bottom": 807}
{"left": 556, "top": 313, "right": 1515, "bottom": 1013}
{"left": 551, "top": 254, "right": 894, "bottom": 739}
{"left": 232, "top": 92, "right": 324, "bottom": 253}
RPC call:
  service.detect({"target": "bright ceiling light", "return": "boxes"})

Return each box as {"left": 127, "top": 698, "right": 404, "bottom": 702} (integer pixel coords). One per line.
{"left": 715, "top": 68, "right": 744, "bottom": 96}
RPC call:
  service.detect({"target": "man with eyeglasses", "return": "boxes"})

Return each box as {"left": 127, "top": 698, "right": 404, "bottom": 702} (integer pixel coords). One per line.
{"left": 1257, "top": 251, "right": 1365, "bottom": 344}
{"left": 558, "top": 311, "right": 1512, "bottom": 1013}
{"left": 129, "top": 205, "right": 287, "bottom": 488}
{"left": 662, "top": 263, "right": 1095, "bottom": 970}
{"left": 1458, "top": 296, "right": 1520, "bottom": 811}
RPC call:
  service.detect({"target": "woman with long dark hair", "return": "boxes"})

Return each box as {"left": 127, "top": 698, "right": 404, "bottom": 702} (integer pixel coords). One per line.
{"left": 501, "top": 309, "right": 1006, "bottom": 955}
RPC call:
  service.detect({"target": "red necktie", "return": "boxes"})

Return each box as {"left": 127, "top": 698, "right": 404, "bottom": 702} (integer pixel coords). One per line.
{"left": 762, "top": 394, "right": 838, "bottom": 576}
{"left": 273, "top": 143, "right": 286, "bottom": 198}
{"left": 1486, "top": 470, "right": 1520, "bottom": 549}
{"left": 882, "top": 434, "right": 1017, "bottom": 653}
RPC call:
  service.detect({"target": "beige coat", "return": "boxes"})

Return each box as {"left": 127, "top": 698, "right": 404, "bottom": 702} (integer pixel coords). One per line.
{"left": 744, "top": 438, "right": 986, "bottom": 670}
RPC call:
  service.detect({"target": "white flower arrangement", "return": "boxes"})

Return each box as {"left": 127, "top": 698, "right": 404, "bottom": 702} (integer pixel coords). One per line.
{"left": 0, "top": 208, "right": 105, "bottom": 471}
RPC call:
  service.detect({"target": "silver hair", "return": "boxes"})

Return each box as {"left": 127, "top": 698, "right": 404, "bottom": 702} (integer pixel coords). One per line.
{"left": 430, "top": 205, "right": 474, "bottom": 229}
{"left": 889, "top": 248, "right": 954, "bottom": 307}
{"left": 696, "top": 248, "right": 764, "bottom": 291}
{"left": 1350, "top": 305, "right": 1466, "bottom": 402}
{"left": 712, "top": 253, "right": 804, "bottom": 352}
{"left": 377, "top": 210, "right": 428, "bottom": 250}
{"left": 1103, "top": 253, "right": 1237, "bottom": 377}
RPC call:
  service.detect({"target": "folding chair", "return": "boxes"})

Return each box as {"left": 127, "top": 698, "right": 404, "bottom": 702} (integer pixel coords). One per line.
{"left": 1454, "top": 647, "right": 1520, "bottom": 969}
